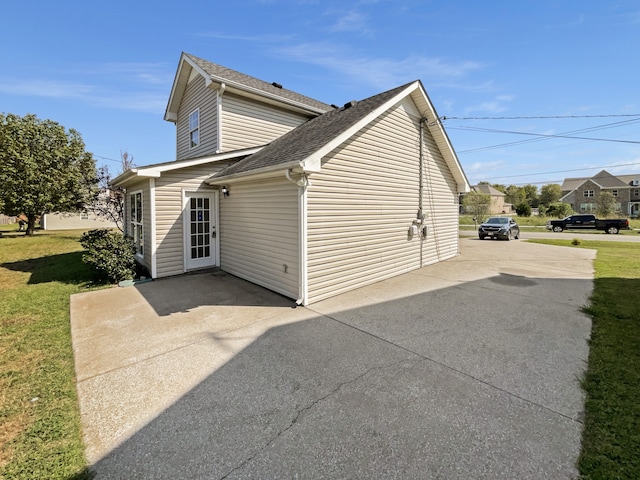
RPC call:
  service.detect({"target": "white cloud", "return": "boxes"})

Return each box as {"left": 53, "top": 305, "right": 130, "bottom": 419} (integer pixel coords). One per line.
{"left": 0, "top": 74, "right": 168, "bottom": 114}
{"left": 277, "top": 41, "right": 482, "bottom": 89}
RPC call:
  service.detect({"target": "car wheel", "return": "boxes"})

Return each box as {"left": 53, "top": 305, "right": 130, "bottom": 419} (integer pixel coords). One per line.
{"left": 607, "top": 226, "right": 619, "bottom": 234}
{"left": 553, "top": 226, "right": 563, "bottom": 233}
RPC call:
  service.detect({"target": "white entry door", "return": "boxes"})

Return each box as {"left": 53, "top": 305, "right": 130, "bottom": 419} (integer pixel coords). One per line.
{"left": 184, "top": 192, "right": 217, "bottom": 270}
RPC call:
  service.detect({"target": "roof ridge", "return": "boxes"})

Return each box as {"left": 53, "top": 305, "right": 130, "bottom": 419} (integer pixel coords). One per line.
{"left": 183, "top": 53, "right": 333, "bottom": 113}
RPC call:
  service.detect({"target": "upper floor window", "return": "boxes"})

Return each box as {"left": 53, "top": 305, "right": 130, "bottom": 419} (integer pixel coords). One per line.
{"left": 611, "top": 189, "right": 618, "bottom": 197}
{"left": 634, "top": 189, "right": 639, "bottom": 197}
{"left": 583, "top": 190, "right": 594, "bottom": 197}
{"left": 189, "top": 109, "right": 200, "bottom": 148}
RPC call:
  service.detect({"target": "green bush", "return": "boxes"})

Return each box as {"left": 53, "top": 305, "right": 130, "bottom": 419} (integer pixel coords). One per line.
{"left": 546, "top": 202, "right": 574, "bottom": 218}
{"left": 80, "top": 229, "right": 136, "bottom": 282}
{"left": 515, "top": 202, "right": 532, "bottom": 217}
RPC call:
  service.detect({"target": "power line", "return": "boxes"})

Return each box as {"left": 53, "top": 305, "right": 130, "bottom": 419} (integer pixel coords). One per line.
{"left": 470, "top": 161, "right": 640, "bottom": 184}
{"left": 442, "top": 114, "right": 640, "bottom": 120}
{"left": 455, "top": 118, "right": 640, "bottom": 154}
{"left": 452, "top": 125, "right": 640, "bottom": 148}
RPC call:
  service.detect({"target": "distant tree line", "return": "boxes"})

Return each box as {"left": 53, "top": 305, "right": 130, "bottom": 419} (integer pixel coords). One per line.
{"left": 463, "top": 182, "right": 570, "bottom": 218}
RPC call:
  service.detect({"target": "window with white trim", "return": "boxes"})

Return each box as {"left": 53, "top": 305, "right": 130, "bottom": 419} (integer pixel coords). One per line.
{"left": 634, "top": 189, "right": 639, "bottom": 197}
{"left": 612, "top": 189, "right": 618, "bottom": 197}
{"left": 583, "top": 190, "right": 594, "bottom": 197}
{"left": 130, "top": 191, "right": 144, "bottom": 256}
{"left": 189, "top": 109, "right": 199, "bottom": 148}
{"left": 580, "top": 203, "right": 596, "bottom": 213}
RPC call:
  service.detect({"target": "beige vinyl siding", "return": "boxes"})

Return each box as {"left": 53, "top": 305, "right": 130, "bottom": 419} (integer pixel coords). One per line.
{"left": 176, "top": 76, "right": 218, "bottom": 160}
{"left": 220, "top": 93, "right": 310, "bottom": 152}
{"left": 154, "top": 164, "right": 226, "bottom": 277}
{"left": 220, "top": 178, "right": 299, "bottom": 299}
{"left": 306, "top": 98, "right": 459, "bottom": 303}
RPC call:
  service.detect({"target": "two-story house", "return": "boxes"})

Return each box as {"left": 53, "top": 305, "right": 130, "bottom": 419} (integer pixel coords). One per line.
{"left": 112, "top": 52, "right": 469, "bottom": 305}
{"left": 560, "top": 169, "right": 640, "bottom": 217}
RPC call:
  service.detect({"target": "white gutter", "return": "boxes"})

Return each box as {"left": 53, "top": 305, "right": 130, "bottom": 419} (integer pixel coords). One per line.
{"left": 285, "top": 169, "right": 309, "bottom": 305}
{"left": 216, "top": 83, "right": 225, "bottom": 153}
{"left": 149, "top": 178, "right": 157, "bottom": 278}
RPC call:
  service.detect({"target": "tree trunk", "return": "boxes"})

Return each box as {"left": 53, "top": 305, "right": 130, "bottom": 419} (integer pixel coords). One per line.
{"left": 25, "top": 215, "right": 37, "bottom": 236}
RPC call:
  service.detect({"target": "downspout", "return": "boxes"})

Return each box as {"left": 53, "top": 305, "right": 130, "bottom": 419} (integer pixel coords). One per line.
{"left": 216, "top": 82, "right": 226, "bottom": 153}
{"left": 149, "top": 178, "right": 157, "bottom": 278}
{"left": 285, "top": 169, "right": 309, "bottom": 306}
{"left": 418, "top": 118, "right": 427, "bottom": 267}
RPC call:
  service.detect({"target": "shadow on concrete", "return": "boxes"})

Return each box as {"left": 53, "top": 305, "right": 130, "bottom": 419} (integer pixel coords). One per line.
{"left": 83, "top": 272, "right": 592, "bottom": 479}
{"left": 133, "top": 270, "right": 296, "bottom": 315}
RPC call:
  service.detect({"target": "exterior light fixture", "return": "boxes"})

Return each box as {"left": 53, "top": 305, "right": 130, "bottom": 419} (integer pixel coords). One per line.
{"left": 221, "top": 185, "right": 229, "bottom": 197}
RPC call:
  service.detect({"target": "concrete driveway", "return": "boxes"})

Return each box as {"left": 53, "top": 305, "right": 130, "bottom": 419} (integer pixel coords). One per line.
{"left": 71, "top": 238, "right": 595, "bottom": 479}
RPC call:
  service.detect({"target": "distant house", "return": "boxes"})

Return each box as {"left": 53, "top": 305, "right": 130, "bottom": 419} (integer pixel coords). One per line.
{"left": 560, "top": 169, "right": 640, "bottom": 217}
{"left": 112, "top": 52, "right": 469, "bottom": 305}
{"left": 460, "top": 184, "right": 512, "bottom": 215}
{"left": 41, "top": 212, "right": 117, "bottom": 231}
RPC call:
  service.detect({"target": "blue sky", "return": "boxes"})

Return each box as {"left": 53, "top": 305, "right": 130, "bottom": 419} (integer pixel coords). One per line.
{"left": 2, "top": 0, "right": 639, "bottom": 187}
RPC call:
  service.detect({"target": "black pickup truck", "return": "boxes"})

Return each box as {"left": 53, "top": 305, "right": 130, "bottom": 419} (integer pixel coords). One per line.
{"left": 546, "top": 214, "right": 630, "bottom": 234}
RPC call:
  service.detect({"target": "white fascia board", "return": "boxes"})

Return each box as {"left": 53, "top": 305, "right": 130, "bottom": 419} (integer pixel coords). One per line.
{"left": 112, "top": 148, "right": 264, "bottom": 187}
{"left": 164, "top": 54, "right": 212, "bottom": 122}
{"left": 206, "top": 160, "right": 303, "bottom": 185}
{"left": 148, "top": 147, "right": 263, "bottom": 174}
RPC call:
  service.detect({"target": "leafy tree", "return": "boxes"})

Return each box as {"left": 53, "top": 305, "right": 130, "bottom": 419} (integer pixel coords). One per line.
{"left": 522, "top": 184, "right": 539, "bottom": 207}
{"left": 462, "top": 191, "right": 491, "bottom": 219}
{"left": 547, "top": 202, "right": 574, "bottom": 218}
{"left": 540, "top": 184, "right": 562, "bottom": 206}
{"left": 504, "top": 185, "right": 525, "bottom": 207}
{"left": 596, "top": 191, "right": 618, "bottom": 218}
{"left": 515, "top": 202, "right": 532, "bottom": 217}
{"left": 0, "top": 113, "right": 97, "bottom": 235}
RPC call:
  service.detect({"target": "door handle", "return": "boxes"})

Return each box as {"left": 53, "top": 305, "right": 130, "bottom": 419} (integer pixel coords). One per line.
{"left": 211, "top": 227, "right": 216, "bottom": 238}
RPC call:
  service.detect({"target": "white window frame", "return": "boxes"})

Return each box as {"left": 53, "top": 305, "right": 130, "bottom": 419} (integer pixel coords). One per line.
{"left": 611, "top": 189, "right": 618, "bottom": 197}
{"left": 129, "top": 190, "right": 144, "bottom": 257}
{"left": 189, "top": 109, "right": 200, "bottom": 148}
{"left": 634, "top": 189, "right": 639, "bottom": 197}
{"left": 583, "top": 190, "right": 594, "bottom": 197}
{"left": 580, "top": 203, "right": 596, "bottom": 213}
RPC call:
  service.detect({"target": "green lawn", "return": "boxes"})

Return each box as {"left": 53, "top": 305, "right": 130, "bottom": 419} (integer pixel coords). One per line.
{"left": 530, "top": 239, "right": 640, "bottom": 479}
{"left": 0, "top": 228, "right": 104, "bottom": 479}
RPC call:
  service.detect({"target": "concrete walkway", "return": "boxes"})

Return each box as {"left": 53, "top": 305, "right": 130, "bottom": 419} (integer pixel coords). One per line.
{"left": 71, "top": 238, "right": 595, "bottom": 479}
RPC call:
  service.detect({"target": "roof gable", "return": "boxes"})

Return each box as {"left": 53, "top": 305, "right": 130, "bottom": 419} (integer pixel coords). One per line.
{"left": 474, "top": 184, "right": 505, "bottom": 196}
{"left": 209, "top": 80, "right": 469, "bottom": 192}
{"left": 164, "top": 53, "right": 332, "bottom": 122}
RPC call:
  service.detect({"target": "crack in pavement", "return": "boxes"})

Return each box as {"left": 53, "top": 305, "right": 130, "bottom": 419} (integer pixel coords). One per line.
{"left": 219, "top": 356, "right": 414, "bottom": 479}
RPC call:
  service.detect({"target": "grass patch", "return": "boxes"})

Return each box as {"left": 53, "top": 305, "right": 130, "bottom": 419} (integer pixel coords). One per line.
{"left": 0, "top": 229, "right": 107, "bottom": 479}
{"left": 529, "top": 239, "right": 640, "bottom": 478}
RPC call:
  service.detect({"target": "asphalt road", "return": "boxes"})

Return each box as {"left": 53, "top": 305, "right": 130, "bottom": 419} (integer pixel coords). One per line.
{"left": 462, "top": 227, "right": 640, "bottom": 242}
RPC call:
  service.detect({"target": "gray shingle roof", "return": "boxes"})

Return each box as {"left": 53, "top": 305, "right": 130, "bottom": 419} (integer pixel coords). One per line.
{"left": 212, "top": 82, "right": 416, "bottom": 178}
{"left": 185, "top": 53, "right": 333, "bottom": 113}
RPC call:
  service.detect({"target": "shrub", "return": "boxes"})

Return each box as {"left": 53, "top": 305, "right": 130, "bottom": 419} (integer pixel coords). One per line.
{"left": 80, "top": 229, "right": 136, "bottom": 282}
{"left": 515, "top": 202, "right": 532, "bottom": 217}
{"left": 547, "top": 202, "right": 574, "bottom": 218}
{"left": 572, "top": 238, "right": 581, "bottom": 246}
